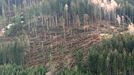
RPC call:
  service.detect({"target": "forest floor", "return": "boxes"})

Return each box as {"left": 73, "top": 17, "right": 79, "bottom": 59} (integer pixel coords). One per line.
{"left": 21, "top": 20, "right": 122, "bottom": 72}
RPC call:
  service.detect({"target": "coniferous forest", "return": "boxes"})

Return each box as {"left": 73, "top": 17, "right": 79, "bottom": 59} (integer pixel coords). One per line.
{"left": 0, "top": 0, "right": 134, "bottom": 75}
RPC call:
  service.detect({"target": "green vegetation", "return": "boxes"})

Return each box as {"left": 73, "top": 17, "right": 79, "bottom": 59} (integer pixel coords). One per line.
{"left": 5, "top": 24, "right": 24, "bottom": 37}
{"left": 0, "top": 34, "right": 47, "bottom": 75}
{"left": 58, "top": 34, "right": 134, "bottom": 75}
{"left": 0, "top": 64, "right": 46, "bottom": 75}
{"left": 0, "top": 35, "right": 28, "bottom": 65}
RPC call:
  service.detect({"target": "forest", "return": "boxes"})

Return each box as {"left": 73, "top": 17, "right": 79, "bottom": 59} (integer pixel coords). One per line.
{"left": 0, "top": 0, "right": 134, "bottom": 75}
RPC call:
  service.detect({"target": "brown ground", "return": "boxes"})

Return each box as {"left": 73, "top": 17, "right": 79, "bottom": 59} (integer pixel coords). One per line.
{"left": 22, "top": 20, "right": 120, "bottom": 72}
